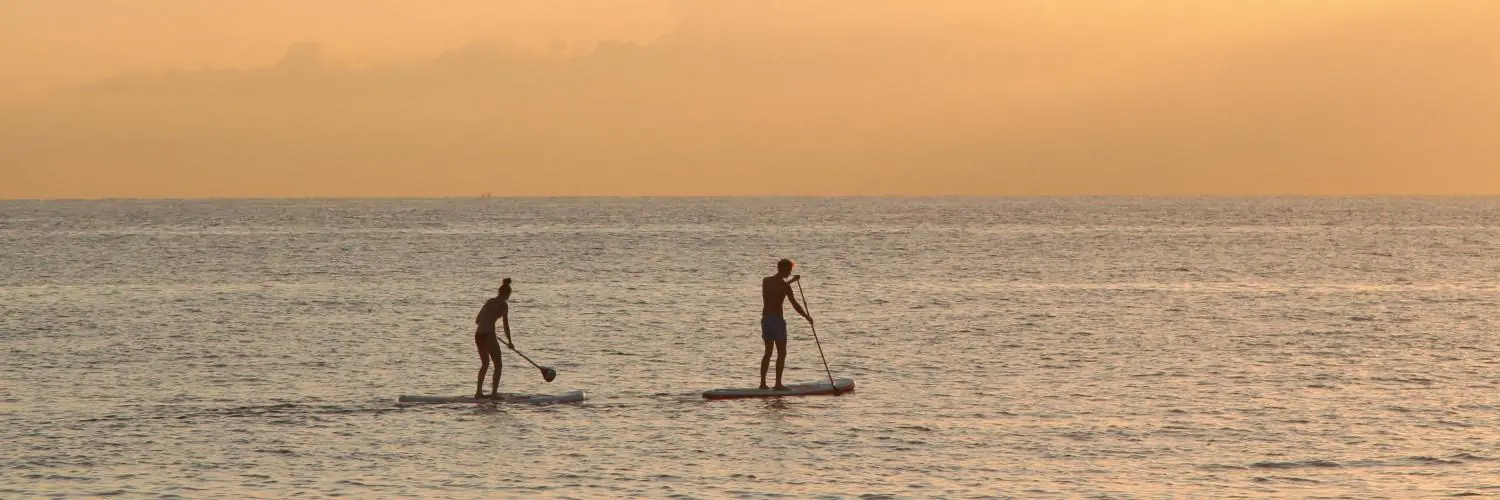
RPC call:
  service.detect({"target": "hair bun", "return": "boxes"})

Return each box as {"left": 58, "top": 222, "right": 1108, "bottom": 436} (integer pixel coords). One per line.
{"left": 502, "top": 278, "right": 512, "bottom": 285}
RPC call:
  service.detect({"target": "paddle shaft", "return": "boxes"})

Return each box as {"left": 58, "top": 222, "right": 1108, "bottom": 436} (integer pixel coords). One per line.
{"left": 498, "top": 320, "right": 556, "bottom": 381}
{"left": 795, "top": 279, "right": 840, "bottom": 394}
{"left": 508, "top": 345, "right": 545, "bottom": 370}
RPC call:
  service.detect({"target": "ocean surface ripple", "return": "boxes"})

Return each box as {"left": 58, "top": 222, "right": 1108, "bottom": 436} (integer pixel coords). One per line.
{"left": 3, "top": 197, "right": 1499, "bottom": 498}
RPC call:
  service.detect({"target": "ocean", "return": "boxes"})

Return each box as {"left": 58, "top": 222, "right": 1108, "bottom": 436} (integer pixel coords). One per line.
{"left": 3, "top": 197, "right": 1498, "bottom": 498}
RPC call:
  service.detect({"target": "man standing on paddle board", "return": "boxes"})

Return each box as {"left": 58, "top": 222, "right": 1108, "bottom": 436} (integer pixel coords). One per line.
{"left": 761, "top": 259, "right": 813, "bottom": 390}
{"left": 474, "top": 278, "right": 515, "bottom": 399}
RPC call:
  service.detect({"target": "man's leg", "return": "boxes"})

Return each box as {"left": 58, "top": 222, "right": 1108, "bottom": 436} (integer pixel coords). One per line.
{"left": 774, "top": 339, "right": 788, "bottom": 390}
{"left": 759, "top": 340, "right": 774, "bottom": 390}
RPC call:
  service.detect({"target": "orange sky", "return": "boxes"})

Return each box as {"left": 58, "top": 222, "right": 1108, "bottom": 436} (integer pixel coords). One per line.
{"left": 2, "top": 0, "right": 1498, "bottom": 198}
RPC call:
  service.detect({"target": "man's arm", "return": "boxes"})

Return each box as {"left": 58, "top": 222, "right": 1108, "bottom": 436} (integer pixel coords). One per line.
{"left": 784, "top": 282, "right": 812, "bottom": 323}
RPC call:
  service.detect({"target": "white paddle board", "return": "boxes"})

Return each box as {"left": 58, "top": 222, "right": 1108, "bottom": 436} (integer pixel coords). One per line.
{"left": 398, "top": 390, "right": 586, "bottom": 404}
{"left": 702, "top": 378, "right": 855, "bottom": 400}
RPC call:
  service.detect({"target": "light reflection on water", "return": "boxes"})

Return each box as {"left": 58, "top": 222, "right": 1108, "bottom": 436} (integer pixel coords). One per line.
{"left": 2, "top": 197, "right": 1499, "bottom": 497}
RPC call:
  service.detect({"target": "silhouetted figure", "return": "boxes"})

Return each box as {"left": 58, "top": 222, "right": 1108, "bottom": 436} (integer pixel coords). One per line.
{"left": 474, "top": 278, "right": 515, "bottom": 398}
{"left": 761, "top": 259, "right": 813, "bottom": 390}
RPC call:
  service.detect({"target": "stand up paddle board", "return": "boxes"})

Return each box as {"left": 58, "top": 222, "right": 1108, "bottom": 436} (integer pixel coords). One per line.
{"left": 702, "top": 378, "right": 855, "bottom": 400}
{"left": 398, "top": 390, "right": 586, "bottom": 405}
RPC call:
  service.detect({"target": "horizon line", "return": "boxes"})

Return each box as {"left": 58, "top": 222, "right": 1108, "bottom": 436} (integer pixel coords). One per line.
{"left": 6, "top": 193, "right": 1500, "bottom": 202}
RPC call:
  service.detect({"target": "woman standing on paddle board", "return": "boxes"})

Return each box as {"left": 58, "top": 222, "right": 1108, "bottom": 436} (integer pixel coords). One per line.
{"left": 474, "top": 278, "right": 515, "bottom": 399}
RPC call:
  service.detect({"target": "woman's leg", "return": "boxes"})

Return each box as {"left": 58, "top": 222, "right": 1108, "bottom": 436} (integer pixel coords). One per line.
{"left": 475, "top": 333, "right": 491, "bottom": 397}
{"left": 488, "top": 339, "right": 505, "bottom": 396}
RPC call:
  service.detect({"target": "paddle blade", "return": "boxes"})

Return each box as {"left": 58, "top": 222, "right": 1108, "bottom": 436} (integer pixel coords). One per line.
{"left": 541, "top": 367, "right": 557, "bottom": 382}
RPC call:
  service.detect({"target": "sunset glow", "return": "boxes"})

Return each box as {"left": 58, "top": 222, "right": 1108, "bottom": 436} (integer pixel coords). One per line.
{"left": 3, "top": 1, "right": 1497, "bottom": 198}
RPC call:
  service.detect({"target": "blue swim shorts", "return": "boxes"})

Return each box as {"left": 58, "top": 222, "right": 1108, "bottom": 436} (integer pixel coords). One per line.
{"left": 761, "top": 316, "right": 787, "bottom": 342}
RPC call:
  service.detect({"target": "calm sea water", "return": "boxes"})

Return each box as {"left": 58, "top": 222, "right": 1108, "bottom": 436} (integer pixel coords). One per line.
{"left": 3, "top": 198, "right": 1499, "bottom": 498}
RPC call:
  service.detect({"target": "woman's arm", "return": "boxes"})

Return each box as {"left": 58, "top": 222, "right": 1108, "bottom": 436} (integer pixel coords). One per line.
{"left": 502, "top": 310, "right": 513, "bottom": 348}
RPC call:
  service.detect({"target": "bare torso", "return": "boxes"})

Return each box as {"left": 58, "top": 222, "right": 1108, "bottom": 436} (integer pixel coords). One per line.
{"left": 762, "top": 275, "right": 790, "bottom": 317}
{"left": 475, "top": 298, "right": 507, "bottom": 333}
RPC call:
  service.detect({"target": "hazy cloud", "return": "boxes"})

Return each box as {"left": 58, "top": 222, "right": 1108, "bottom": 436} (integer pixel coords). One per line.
{"left": 3, "top": 1, "right": 1498, "bottom": 197}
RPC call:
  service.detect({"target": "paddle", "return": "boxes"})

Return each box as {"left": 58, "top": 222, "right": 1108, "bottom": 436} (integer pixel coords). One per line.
{"left": 508, "top": 344, "right": 558, "bottom": 382}
{"left": 794, "top": 277, "right": 841, "bottom": 395}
